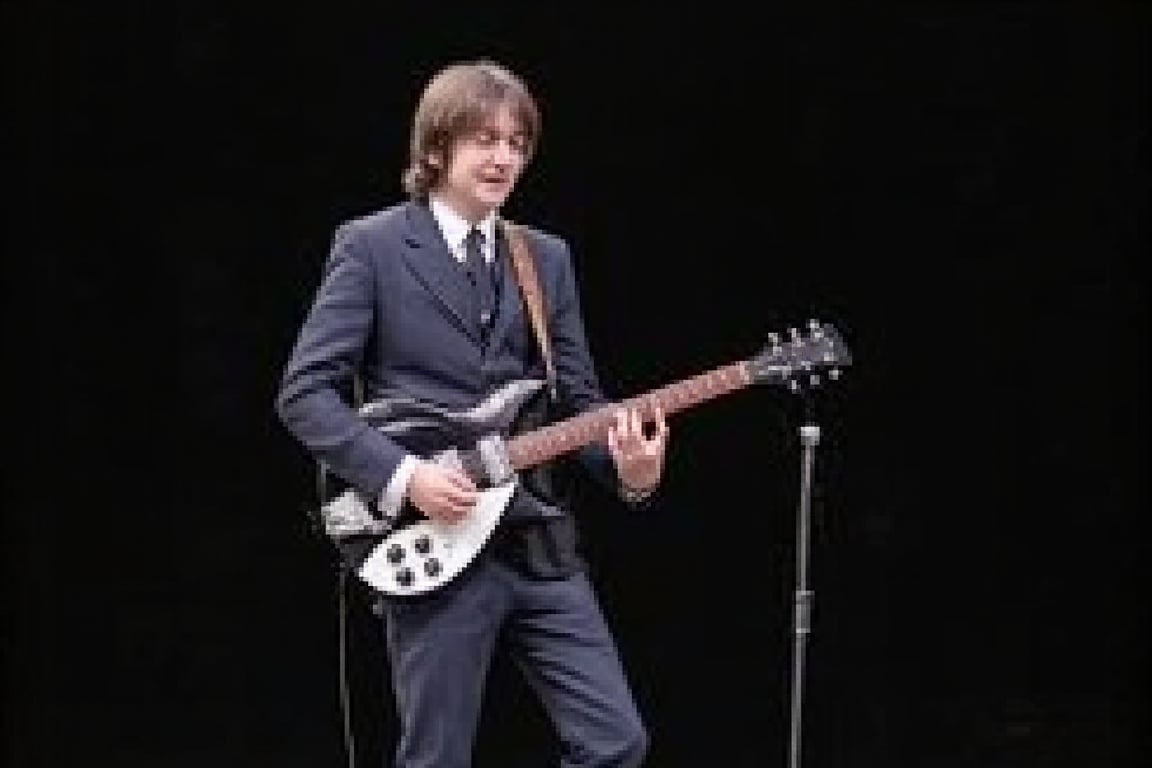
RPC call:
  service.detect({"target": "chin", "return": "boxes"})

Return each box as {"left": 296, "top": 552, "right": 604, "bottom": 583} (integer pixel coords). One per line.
{"left": 477, "top": 185, "right": 510, "bottom": 205}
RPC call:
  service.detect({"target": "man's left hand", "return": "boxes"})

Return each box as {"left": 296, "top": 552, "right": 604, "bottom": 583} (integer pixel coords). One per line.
{"left": 607, "top": 406, "right": 669, "bottom": 494}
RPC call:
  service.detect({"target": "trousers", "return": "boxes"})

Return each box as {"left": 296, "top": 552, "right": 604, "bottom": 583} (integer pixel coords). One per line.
{"left": 378, "top": 551, "right": 649, "bottom": 768}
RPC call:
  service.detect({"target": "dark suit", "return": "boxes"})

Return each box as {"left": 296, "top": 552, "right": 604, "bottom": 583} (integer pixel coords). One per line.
{"left": 276, "top": 200, "right": 648, "bottom": 767}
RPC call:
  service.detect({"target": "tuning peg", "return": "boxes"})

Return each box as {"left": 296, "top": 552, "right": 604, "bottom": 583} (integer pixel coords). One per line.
{"left": 809, "top": 373, "right": 821, "bottom": 387}
{"left": 789, "top": 327, "right": 800, "bottom": 343}
{"left": 829, "top": 368, "right": 841, "bottom": 381}
{"left": 789, "top": 379, "right": 801, "bottom": 393}
{"left": 808, "top": 318, "right": 823, "bottom": 338}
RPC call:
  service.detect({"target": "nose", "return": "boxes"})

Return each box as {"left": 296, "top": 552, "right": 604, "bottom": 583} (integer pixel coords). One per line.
{"left": 492, "top": 138, "right": 520, "bottom": 165}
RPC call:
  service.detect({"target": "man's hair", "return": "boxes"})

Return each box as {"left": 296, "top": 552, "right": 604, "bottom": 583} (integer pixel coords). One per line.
{"left": 402, "top": 60, "right": 541, "bottom": 199}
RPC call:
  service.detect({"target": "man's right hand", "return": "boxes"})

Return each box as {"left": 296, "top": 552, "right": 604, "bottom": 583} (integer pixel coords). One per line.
{"left": 406, "top": 461, "right": 479, "bottom": 524}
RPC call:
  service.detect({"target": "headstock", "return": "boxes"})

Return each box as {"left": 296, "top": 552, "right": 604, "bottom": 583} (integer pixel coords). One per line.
{"left": 747, "top": 319, "right": 852, "bottom": 393}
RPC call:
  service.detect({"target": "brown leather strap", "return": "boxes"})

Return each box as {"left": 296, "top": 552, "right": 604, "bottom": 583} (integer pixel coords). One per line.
{"left": 500, "top": 219, "right": 557, "bottom": 399}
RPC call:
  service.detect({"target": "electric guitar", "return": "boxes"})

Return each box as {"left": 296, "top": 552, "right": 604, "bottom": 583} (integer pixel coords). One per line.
{"left": 319, "top": 319, "right": 852, "bottom": 597}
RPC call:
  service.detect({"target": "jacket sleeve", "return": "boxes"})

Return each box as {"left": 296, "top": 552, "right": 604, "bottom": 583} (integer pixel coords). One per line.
{"left": 274, "top": 223, "right": 408, "bottom": 499}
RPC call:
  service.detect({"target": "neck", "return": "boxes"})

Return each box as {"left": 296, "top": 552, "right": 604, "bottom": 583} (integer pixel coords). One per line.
{"left": 431, "top": 194, "right": 494, "bottom": 227}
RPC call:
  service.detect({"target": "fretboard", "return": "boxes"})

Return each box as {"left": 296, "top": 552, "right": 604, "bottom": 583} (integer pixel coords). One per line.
{"left": 505, "top": 360, "right": 751, "bottom": 472}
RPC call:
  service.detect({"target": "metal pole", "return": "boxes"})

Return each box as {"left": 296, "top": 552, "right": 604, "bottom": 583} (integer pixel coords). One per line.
{"left": 788, "top": 423, "right": 821, "bottom": 768}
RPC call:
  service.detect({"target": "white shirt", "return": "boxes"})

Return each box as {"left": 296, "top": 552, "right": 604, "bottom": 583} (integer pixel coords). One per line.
{"left": 430, "top": 196, "right": 497, "bottom": 265}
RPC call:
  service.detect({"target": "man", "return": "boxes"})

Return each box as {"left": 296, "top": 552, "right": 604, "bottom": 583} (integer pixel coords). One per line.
{"left": 276, "top": 59, "right": 667, "bottom": 767}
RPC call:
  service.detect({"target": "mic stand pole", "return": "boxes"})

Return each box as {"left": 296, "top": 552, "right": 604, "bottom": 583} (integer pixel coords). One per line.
{"left": 787, "top": 417, "right": 821, "bottom": 768}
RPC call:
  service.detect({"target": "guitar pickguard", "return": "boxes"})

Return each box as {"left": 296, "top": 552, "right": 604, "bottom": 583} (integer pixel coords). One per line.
{"left": 357, "top": 482, "right": 517, "bottom": 596}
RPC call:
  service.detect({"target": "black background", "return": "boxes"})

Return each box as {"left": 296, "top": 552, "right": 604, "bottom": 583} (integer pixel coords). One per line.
{"left": 3, "top": 3, "right": 1147, "bottom": 767}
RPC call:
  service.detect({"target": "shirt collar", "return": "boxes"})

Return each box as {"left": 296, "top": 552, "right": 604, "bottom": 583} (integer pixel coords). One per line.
{"left": 429, "top": 197, "right": 497, "bottom": 262}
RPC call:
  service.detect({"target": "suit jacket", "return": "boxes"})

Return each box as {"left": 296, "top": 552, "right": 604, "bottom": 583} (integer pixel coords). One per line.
{"left": 275, "top": 199, "right": 618, "bottom": 506}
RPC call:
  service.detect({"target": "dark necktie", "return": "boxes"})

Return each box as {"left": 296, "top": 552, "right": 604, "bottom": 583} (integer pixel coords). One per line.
{"left": 464, "top": 227, "right": 498, "bottom": 342}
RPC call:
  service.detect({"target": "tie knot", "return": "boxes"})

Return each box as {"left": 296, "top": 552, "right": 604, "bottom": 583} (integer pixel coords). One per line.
{"left": 465, "top": 227, "right": 485, "bottom": 256}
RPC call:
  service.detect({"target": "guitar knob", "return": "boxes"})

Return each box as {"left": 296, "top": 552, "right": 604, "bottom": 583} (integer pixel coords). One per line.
{"left": 809, "top": 374, "right": 821, "bottom": 387}
{"left": 424, "top": 558, "right": 442, "bottom": 578}
{"left": 829, "top": 368, "right": 841, "bottom": 380}
{"left": 387, "top": 544, "right": 405, "bottom": 564}
{"left": 396, "top": 567, "right": 414, "bottom": 588}
{"left": 414, "top": 535, "right": 432, "bottom": 555}
{"left": 789, "top": 379, "right": 801, "bottom": 393}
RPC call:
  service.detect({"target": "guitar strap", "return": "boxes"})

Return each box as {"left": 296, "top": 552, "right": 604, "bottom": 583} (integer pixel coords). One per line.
{"left": 500, "top": 219, "right": 557, "bottom": 401}
{"left": 496, "top": 220, "right": 582, "bottom": 579}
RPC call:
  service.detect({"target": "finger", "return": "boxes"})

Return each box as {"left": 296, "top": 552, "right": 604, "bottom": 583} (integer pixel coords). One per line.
{"left": 618, "top": 408, "right": 638, "bottom": 450}
{"left": 445, "top": 485, "right": 479, "bottom": 507}
{"left": 607, "top": 425, "right": 621, "bottom": 458}
{"left": 439, "top": 492, "right": 476, "bottom": 522}
{"left": 440, "top": 467, "right": 477, "bottom": 492}
{"left": 448, "top": 466, "right": 477, "bottom": 488}
{"left": 428, "top": 501, "right": 463, "bottom": 524}
{"left": 639, "top": 409, "right": 659, "bottom": 451}
{"left": 626, "top": 408, "right": 641, "bottom": 442}
{"left": 608, "top": 431, "right": 630, "bottom": 468}
{"left": 614, "top": 408, "right": 630, "bottom": 440}
{"left": 648, "top": 407, "right": 669, "bottom": 446}
{"left": 609, "top": 417, "right": 630, "bottom": 453}
{"left": 447, "top": 499, "right": 472, "bottom": 520}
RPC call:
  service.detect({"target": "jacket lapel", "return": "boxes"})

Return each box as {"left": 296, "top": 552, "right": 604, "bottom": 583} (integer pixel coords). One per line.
{"left": 399, "top": 201, "right": 482, "bottom": 345}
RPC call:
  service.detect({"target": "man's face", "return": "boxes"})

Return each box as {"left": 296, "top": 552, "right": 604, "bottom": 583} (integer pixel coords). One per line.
{"left": 434, "top": 102, "right": 528, "bottom": 222}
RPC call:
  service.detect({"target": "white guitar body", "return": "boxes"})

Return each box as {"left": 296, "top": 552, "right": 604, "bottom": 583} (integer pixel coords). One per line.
{"left": 357, "top": 482, "right": 516, "bottom": 596}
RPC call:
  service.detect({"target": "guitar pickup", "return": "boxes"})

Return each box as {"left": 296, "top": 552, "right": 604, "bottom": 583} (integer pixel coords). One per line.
{"left": 476, "top": 434, "right": 514, "bottom": 486}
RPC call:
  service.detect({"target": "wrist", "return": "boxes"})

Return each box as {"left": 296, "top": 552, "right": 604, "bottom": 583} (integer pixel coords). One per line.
{"left": 619, "top": 481, "right": 657, "bottom": 504}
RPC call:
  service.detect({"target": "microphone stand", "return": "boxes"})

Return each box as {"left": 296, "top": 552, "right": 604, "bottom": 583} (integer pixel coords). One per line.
{"left": 787, "top": 408, "right": 821, "bottom": 768}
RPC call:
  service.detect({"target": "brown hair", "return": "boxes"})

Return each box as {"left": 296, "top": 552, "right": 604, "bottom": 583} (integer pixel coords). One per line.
{"left": 402, "top": 60, "right": 541, "bottom": 199}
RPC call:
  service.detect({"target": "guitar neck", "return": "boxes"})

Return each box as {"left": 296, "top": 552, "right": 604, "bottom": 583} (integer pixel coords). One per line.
{"left": 505, "top": 360, "right": 752, "bottom": 472}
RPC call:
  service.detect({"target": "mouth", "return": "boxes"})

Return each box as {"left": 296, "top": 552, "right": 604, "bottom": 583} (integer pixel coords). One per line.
{"left": 477, "top": 177, "right": 510, "bottom": 198}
